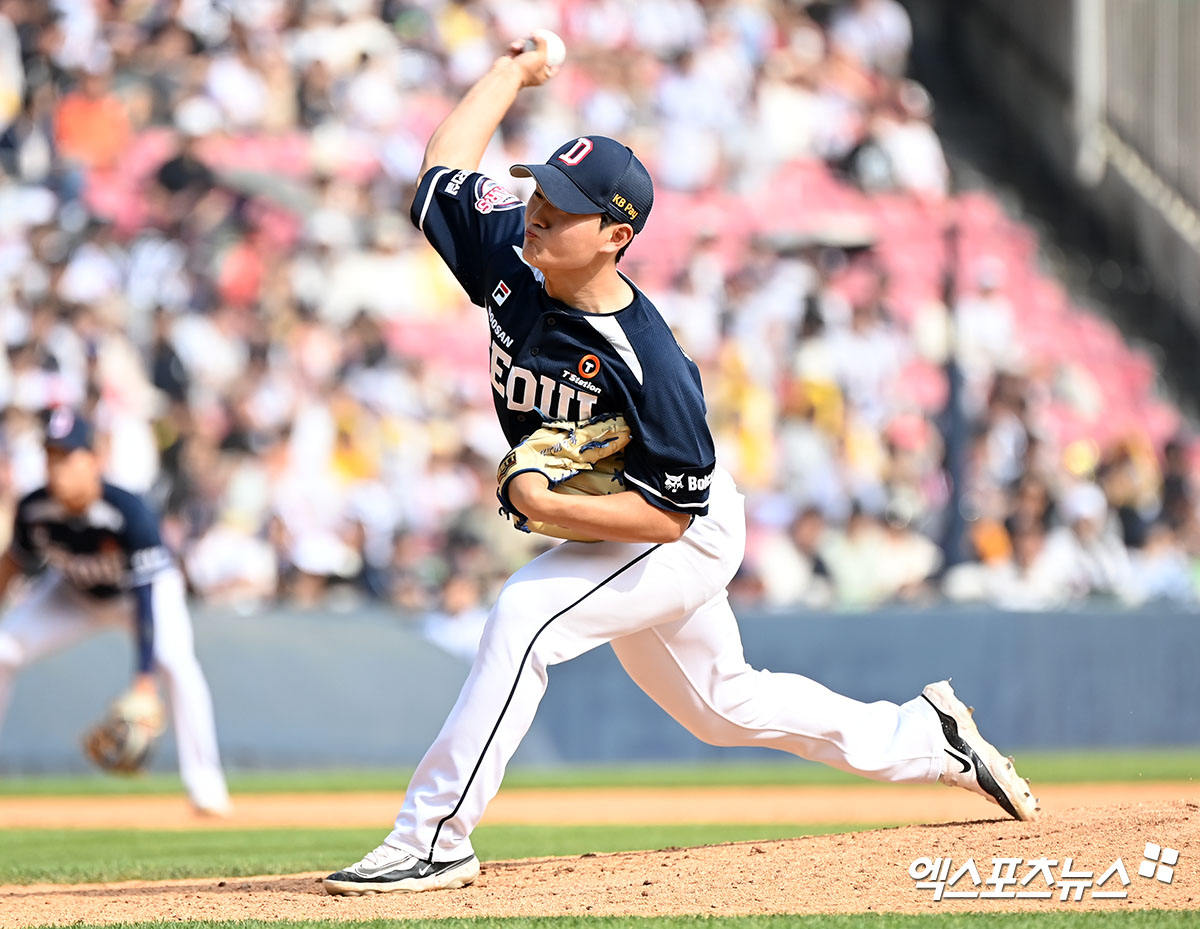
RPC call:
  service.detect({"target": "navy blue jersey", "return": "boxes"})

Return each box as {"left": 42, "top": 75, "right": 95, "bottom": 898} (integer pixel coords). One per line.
{"left": 11, "top": 483, "right": 174, "bottom": 598}
{"left": 412, "top": 166, "right": 716, "bottom": 515}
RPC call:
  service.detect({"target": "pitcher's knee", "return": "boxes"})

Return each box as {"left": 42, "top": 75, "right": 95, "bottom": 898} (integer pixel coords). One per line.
{"left": 681, "top": 705, "right": 761, "bottom": 748}
{"left": 693, "top": 721, "right": 747, "bottom": 748}
{"left": 490, "top": 580, "right": 557, "bottom": 627}
{"left": 483, "top": 586, "right": 551, "bottom": 648}
{"left": 685, "top": 688, "right": 794, "bottom": 748}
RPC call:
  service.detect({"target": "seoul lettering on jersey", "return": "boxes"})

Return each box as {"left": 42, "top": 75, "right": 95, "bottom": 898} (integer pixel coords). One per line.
{"left": 488, "top": 342, "right": 598, "bottom": 420}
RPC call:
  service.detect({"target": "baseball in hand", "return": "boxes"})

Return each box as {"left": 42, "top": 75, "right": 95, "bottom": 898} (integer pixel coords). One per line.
{"left": 523, "top": 29, "right": 566, "bottom": 68}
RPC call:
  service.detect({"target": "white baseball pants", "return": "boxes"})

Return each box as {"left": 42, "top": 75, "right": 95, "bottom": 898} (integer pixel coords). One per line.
{"left": 0, "top": 569, "right": 229, "bottom": 811}
{"left": 388, "top": 468, "right": 945, "bottom": 861}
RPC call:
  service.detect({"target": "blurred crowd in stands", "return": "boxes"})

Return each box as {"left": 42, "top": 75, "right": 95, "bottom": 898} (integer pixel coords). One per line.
{"left": 1, "top": 0, "right": 1198, "bottom": 634}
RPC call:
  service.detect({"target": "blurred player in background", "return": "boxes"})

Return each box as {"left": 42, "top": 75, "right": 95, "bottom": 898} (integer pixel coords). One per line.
{"left": 0, "top": 408, "right": 229, "bottom": 814}
{"left": 322, "top": 36, "right": 1037, "bottom": 897}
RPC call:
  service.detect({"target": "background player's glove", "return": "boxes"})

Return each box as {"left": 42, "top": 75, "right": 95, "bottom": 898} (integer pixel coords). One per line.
{"left": 497, "top": 414, "right": 631, "bottom": 542}
{"left": 82, "top": 688, "right": 166, "bottom": 774}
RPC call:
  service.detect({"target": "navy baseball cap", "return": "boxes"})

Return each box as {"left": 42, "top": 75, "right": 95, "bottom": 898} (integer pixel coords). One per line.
{"left": 44, "top": 407, "right": 94, "bottom": 452}
{"left": 511, "top": 136, "right": 654, "bottom": 234}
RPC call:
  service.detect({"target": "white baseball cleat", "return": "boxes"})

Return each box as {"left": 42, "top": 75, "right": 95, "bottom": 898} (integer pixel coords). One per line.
{"left": 323, "top": 842, "right": 480, "bottom": 896}
{"left": 921, "top": 680, "right": 1040, "bottom": 822}
{"left": 192, "top": 801, "right": 233, "bottom": 819}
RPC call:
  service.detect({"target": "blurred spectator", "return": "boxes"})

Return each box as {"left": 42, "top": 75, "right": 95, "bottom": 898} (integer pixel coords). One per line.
{"left": 828, "top": 0, "right": 912, "bottom": 78}
{"left": 821, "top": 500, "right": 939, "bottom": 608}
{"left": 0, "top": 5, "right": 22, "bottom": 135}
{"left": 875, "top": 497, "right": 942, "bottom": 601}
{"left": 185, "top": 509, "right": 278, "bottom": 608}
{"left": 1161, "top": 437, "right": 1194, "bottom": 529}
{"left": 756, "top": 506, "right": 834, "bottom": 609}
{"left": 1005, "top": 475, "right": 1055, "bottom": 538}
{"left": 54, "top": 64, "right": 130, "bottom": 175}
{"left": 154, "top": 126, "right": 215, "bottom": 205}
{"left": 1047, "top": 481, "right": 1137, "bottom": 603}
{"left": 945, "top": 521, "right": 1076, "bottom": 611}
{"left": 421, "top": 571, "right": 489, "bottom": 661}
{"left": 870, "top": 81, "right": 947, "bottom": 198}
{"left": 1129, "top": 522, "right": 1194, "bottom": 605}
{"left": 953, "top": 257, "right": 1018, "bottom": 413}
{"left": 204, "top": 27, "right": 268, "bottom": 131}
{"left": 828, "top": 270, "right": 907, "bottom": 427}
{"left": 271, "top": 473, "right": 363, "bottom": 607}
{"left": 981, "top": 373, "right": 1032, "bottom": 488}
{"left": 1097, "top": 444, "right": 1157, "bottom": 550}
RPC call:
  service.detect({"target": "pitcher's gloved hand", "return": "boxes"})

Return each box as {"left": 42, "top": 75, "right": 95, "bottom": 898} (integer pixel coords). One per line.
{"left": 497, "top": 414, "right": 631, "bottom": 542}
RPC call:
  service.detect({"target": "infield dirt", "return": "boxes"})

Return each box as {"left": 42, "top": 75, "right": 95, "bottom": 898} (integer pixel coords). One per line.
{"left": 1, "top": 780, "right": 1195, "bottom": 829}
{"left": 1, "top": 785, "right": 1197, "bottom": 924}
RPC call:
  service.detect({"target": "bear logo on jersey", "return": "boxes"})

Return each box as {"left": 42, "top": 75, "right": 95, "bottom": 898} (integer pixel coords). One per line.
{"left": 663, "top": 473, "right": 684, "bottom": 493}
{"left": 474, "top": 178, "right": 523, "bottom": 214}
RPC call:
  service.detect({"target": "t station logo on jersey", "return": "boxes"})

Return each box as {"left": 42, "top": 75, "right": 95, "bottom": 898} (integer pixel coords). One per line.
{"left": 474, "top": 177, "right": 522, "bottom": 214}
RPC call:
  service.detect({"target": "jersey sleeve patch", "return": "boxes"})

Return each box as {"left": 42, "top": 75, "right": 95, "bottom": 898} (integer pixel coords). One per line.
{"left": 473, "top": 177, "right": 523, "bottom": 214}
{"left": 410, "top": 167, "right": 526, "bottom": 307}
{"left": 443, "top": 169, "right": 471, "bottom": 197}
{"left": 625, "top": 463, "right": 715, "bottom": 512}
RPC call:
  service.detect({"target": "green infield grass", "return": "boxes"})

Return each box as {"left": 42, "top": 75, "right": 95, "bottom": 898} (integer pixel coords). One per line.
{"left": 10, "top": 910, "right": 1199, "bottom": 929}
{"left": 0, "top": 748, "right": 1196, "bottom": 797}
{"left": 0, "top": 822, "right": 872, "bottom": 884}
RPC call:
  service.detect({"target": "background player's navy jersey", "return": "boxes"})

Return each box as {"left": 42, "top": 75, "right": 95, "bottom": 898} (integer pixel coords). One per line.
{"left": 11, "top": 484, "right": 174, "bottom": 598}
{"left": 412, "top": 166, "right": 716, "bottom": 515}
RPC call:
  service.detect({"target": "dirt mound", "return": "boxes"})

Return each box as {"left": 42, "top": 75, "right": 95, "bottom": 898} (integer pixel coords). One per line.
{"left": 2, "top": 801, "right": 1195, "bottom": 925}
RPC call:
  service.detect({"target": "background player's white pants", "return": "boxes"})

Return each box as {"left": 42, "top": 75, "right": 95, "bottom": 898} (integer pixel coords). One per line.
{"left": 388, "top": 469, "right": 945, "bottom": 861}
{"left": 0, "top": 570, "right": 229, "bottom": 810}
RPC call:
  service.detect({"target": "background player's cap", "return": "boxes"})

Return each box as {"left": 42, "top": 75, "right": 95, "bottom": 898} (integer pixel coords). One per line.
{"left": 43, "top": 407, "right": 94, "bottom": 452}
{"left": 511, "top": 136, "right": 654, "bottom": 234}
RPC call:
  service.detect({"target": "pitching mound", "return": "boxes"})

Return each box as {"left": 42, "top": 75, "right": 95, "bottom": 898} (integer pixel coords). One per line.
{"left": 2, "top": 801, "right": 1195, "bottom": 925}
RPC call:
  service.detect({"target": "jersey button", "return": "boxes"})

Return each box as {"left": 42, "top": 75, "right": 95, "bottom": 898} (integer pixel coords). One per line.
{"left": 516, "top": 414, "right": 526, "bottom": 422}
{"left": 546, "top": 316, "right": 557, "bottom": 325}
{"left": 530, "top": 347, "right": 540, "bottom": 356}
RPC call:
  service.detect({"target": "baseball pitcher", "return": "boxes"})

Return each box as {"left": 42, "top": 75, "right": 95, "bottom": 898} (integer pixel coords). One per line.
{"left": 324, "top": 35, "right": 1037, "bottom": 896}
{"left": 0, "top": 409, "right": 229, "bottom": 814}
